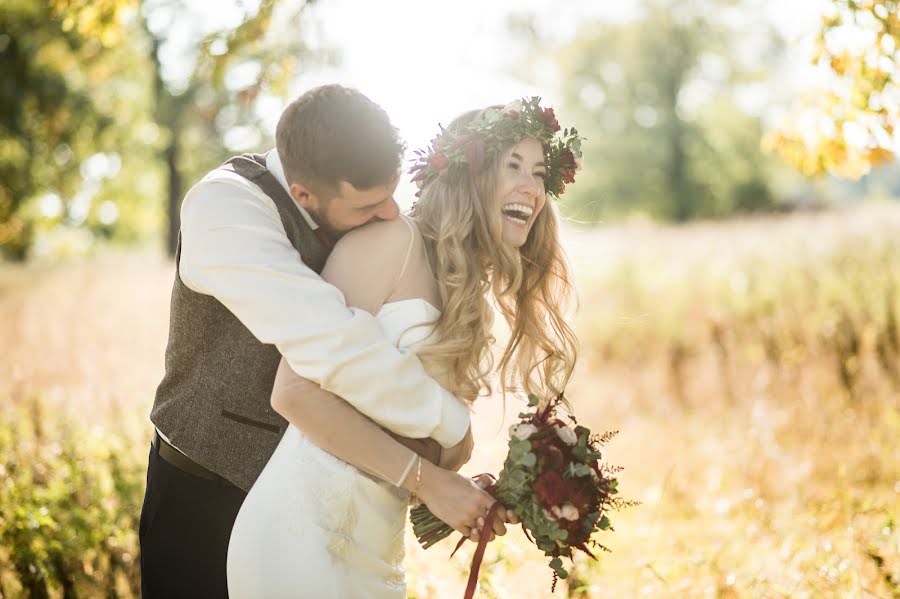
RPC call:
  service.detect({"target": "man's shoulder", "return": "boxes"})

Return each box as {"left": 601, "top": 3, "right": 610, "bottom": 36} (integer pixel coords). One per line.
{"left": 192, "top": 166, "right": 262, "bottom": 194}
{"left": 182, "top": 167, "right": 274, "bottom": 215}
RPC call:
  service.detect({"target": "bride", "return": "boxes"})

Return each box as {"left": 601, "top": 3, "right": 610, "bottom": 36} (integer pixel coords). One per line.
{"left": 227, "top": 98, "right": 580, "bottom": 597}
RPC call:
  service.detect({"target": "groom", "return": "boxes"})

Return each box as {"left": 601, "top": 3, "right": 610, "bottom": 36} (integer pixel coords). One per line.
{"left": 139, "top": 84, "right": 474, "bottom": 597}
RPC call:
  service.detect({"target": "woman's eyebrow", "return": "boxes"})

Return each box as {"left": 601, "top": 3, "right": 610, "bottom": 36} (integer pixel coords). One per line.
{"left": 510, "top": 152, "right": 546, "bottom": 168}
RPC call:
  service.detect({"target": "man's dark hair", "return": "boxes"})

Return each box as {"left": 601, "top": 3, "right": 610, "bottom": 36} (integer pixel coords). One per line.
{"left": 276, "top": 84, "right": 405, "bottom": 198}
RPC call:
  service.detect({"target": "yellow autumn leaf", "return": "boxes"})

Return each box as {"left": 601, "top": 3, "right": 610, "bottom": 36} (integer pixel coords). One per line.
{"left": 866, "top": 146, "right": 897, "bottom": 166}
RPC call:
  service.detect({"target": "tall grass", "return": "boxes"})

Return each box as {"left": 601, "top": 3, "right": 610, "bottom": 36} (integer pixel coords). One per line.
{"left": 0, "top": 205, "right": 898, "bottom": 597}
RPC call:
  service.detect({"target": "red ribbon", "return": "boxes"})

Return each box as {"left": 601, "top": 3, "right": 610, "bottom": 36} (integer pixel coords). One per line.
{"left": 463, "top": 501, "right": 501, "bottom": 599}
{"left": 447, "top": 473, "right": 501, "bottom": 599}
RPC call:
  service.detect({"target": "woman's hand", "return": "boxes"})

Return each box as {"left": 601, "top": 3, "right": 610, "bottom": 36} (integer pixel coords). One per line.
{"left": 469, "top": 473, "right": 519, "bottom": 539}
{"left": 413, "top": 461, "right": 499, "bottom": 543}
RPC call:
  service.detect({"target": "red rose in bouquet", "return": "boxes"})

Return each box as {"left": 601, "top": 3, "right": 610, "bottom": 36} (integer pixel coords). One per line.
{"left": 533, "top": 470, "right": 571, "bottom": 507}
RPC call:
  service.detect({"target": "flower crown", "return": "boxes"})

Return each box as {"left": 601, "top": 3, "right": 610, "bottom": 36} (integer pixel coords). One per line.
{"left": 409, "top": 97, "right": 583, "bottom": 199}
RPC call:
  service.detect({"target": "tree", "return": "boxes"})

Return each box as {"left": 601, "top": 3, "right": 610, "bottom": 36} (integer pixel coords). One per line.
{"left": 527, "top": 0, "right": 780, "bottom": 223}
{"left": 139, "top": 0, "right": 324, "bottom": 256}
{"left": 0, "top": 0, "right": 325, "bottom": 260}
{"left": 763, "top": 0, "right": 899, "bottom": 178}
{"left": 0, "top": 0, "right": 149, "bottom": 259}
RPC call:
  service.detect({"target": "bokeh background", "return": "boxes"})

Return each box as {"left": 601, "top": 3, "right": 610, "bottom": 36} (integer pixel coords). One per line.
{"left": 1, "top": 0, "right": 899, "bottom": 597}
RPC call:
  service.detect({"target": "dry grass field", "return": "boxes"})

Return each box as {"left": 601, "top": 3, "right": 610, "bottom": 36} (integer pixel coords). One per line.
{"left": 1, "top": 203, "right": 898, "bottom": 598}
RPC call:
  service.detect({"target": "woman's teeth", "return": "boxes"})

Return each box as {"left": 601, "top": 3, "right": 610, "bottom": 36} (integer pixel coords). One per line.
{"left": 502, "top": 203, "right": 533, "bottom": 225}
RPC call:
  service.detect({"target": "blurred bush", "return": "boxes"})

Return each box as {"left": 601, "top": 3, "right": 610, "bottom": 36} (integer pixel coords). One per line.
{"left": 0, "top": 394, "right": 145, "bottom": 598}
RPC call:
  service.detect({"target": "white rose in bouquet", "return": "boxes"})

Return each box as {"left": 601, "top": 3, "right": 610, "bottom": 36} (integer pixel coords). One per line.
{"left": 560, "top": 504, "right": 580, "bottom": 521}
{"left": 510, "top": 423, "right": 538, "bottom": 440}
{"left": 555, "top": 424, "right": 578, "bottom": 446}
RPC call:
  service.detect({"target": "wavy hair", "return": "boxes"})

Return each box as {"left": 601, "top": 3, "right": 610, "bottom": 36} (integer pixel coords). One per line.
{"left": 410, "top": 108, "right": 578, "bottom": 403}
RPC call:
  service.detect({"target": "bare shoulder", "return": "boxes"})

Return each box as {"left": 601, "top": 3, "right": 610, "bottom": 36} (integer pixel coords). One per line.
{"left": 329, "top": 215, "right": 415, "bottom": 263}
{"left": 322, "top": 215, "right": 418, "bottom": 312}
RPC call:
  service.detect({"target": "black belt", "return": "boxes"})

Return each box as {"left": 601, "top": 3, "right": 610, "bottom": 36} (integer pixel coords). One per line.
{"left": 152, "top": 430, "right": 224, "bottom": 482}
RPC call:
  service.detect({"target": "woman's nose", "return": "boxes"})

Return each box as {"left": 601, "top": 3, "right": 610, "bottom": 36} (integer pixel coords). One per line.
{"left": 518, "top": 173, "right": 541, "bottom": 197}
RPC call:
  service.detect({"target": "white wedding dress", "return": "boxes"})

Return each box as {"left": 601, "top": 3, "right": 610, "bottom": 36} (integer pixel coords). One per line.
{"left": 226, "top": 298, "right": 440, "bottom": 599}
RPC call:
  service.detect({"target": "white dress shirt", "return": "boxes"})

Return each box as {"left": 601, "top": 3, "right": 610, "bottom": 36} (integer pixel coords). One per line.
{"left": 174, "top": 149, "right": 470, "bottom": 448}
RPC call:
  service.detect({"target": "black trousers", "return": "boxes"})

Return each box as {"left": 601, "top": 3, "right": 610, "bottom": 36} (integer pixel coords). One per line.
{"left": 139, "top": 441, "right": 247, "bottom": 598}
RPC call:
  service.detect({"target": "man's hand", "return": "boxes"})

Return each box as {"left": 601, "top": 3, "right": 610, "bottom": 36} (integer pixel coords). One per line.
{"left": 385, "top": 431, "right": 442, "bottom": 465}
{"left": 438, "top": 423, "right": 474, "bottom": 472}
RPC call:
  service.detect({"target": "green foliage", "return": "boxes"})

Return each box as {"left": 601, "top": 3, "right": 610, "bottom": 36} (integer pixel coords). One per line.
{"left": 0, "top": 394, "right": 145, "bottom": 597}
{"left": 0, "top": 0, "right": 158, "bottom": 259}
{"left": 536, "top": 0, "right": 782, "bottom": 222}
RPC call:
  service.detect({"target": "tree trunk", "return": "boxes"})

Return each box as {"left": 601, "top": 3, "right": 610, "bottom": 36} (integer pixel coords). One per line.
{"left": 668, "top": 121, "right": 689, "bottom": 221}
{"left": 662, "top": 30, "right": 692, "bottom": 222}
{"left": 142, "top": 10, "right": 182, "bottom": 258}
{"left": 165, "top": 135, "right": 181, "bottom": 257}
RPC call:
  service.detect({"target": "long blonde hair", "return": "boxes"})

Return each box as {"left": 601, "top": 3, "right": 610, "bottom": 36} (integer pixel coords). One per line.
{"left": 410, "top": 108, "right": 578, "bottom": 403}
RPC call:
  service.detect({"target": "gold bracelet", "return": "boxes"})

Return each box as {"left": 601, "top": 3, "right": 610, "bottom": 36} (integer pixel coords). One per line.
{"left": 412, "top": 455, "right": 422, "bottom": 499}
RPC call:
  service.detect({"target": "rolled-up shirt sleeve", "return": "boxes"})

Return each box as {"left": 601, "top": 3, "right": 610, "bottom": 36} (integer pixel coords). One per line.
{"left": 178, "top": 175, "right": 470, "bottom": 447}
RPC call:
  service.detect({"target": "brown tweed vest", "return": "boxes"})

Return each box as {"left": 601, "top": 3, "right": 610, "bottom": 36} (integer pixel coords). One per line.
{"left": 150, "top": 152, "right": 331, "bottom": 491}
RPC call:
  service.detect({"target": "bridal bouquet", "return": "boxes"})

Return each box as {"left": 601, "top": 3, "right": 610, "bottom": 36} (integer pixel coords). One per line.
{"left": 411, "top": 394, "right": 632, "bottom": 592}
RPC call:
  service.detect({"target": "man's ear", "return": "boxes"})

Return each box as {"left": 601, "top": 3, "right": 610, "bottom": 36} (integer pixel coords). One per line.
{"left": 289, "top": 182, "right": 315, "bottom": 210}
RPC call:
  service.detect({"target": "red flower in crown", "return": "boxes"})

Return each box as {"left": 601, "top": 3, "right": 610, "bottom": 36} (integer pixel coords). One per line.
{"left": 464, "top": 138, "right": 486, "bottom": 172}
{"left": 429, "top": 153, "right": 450, "bottom": 170}
{"left": 559, "top": 148, "right": 577, "bottom": 184}
{"left": 542, "top": 107, "right": 561, "bottom": 132}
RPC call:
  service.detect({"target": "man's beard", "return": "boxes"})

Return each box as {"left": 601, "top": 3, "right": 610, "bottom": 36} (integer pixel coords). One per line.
{"left": 308, "top": 203, "right": 378, "bottom": 240}
{"left": 304, "top": 204, "right": 344, "bottom": 238}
